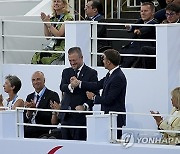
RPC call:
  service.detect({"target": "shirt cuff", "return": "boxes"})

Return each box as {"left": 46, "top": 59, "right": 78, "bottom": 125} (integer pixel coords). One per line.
{"left": 79, "top": 81, "right": 82, "bottom": 88}
{"left": 83, "top": 103, "right": 89, "bottom": 111}
{"left": 68, "top": 84, "right": 74, "bottom": 93}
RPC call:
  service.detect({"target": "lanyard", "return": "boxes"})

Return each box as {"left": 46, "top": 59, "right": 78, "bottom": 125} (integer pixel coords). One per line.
{"left": 7, "top": 95, "right": 18, "bottom": 109}
{"left": 34, "top": 87, "right": 46, "bottom": 107}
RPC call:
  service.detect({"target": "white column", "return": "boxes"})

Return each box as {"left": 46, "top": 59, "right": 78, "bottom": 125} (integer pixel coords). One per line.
{"left": 156, "top": 24, "right": 180, "bottom": 111}
{"left": 0, "top": 19, "right": 3, "bottom": 93}
{"left": 65, "top": 21, "right": 91, "bottom": 66}
{"left": 86, "top": 114, "right": 117, "bottom": 143}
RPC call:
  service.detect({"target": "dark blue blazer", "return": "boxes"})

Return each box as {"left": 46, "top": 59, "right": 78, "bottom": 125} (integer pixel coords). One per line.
{"left": 24, "top": 88, "right": 60, "bottom": 125}
{"left": 81, "top": 67, "right": 127, "bottom": 127}
{"left": 59, "top": 64, "right": 98, "bottom": 125}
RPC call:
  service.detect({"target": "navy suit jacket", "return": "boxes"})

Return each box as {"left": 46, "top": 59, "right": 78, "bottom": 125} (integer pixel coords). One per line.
{"left": 81, "top": 67, "right": 127, "bottom": 127}
{"left": 24, "top": 88, "right": 60, "bottom": 125}
{"left": 59, "top": 64, "right": 98, "bottom": 125}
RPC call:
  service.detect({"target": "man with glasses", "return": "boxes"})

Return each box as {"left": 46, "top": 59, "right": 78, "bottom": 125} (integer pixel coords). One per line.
{"left": 164, "top": 3, "right": 180, "bottom": 23}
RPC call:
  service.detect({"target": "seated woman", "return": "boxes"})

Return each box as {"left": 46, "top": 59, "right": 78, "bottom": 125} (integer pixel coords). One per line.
{"left": 150, "top": 87, "right": 180, "bottom": 145}
{"left": 31, "top": 0, "right": 74, "bottom": 65}
{"left": 0, "top": 75, "right": 24, "bottom": 110}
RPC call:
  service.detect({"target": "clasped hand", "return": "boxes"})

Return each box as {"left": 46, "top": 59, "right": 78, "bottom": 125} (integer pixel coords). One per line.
{"left": 41, "top": 12, "right": 51, "bottom": 27}
{"left": 70, "top": 76, "right": 80, "bottom": 88}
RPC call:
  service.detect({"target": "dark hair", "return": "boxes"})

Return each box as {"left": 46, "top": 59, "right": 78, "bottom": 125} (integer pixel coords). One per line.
{"left": 141, "top": 2, "right": 155, "bottom": 12}
{"left": 166, "top": 3, "right": 180, "bottom": 13}
{"left": 103, "top": 49, "right": 121, "bottom": 66}
{"left": 89, "top": 0, "right": 103, "bottom": 14}
{"left": 68, "top": 47, "right": 83, "bottom": 57}
{"left": 5, "top": 75, "right": 22, "bottom": 94}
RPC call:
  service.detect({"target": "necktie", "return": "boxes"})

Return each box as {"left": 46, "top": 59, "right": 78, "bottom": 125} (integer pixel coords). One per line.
{"left": 36, "top": 94, "right": 40, "bottom": 103}
{"left": 74, "top": 69, "right": 79, "bottom": 78}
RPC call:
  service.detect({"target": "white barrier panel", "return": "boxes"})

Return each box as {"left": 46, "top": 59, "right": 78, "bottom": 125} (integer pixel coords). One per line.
{"left": 0, "top": 138, "right": 180, "bottom": 154}
{"left": 87, "top": 114, "right": 117, "bottom": 142}
{"left": 0, "top": 110, "right": 24, "bottom": 138}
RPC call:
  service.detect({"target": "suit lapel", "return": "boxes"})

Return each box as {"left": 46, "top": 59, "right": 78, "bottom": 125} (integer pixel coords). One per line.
{"left": 78, "top": 65, "right": 86, "bottom": 80}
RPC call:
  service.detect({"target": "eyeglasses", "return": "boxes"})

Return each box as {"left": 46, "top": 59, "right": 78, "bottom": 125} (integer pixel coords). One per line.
{"left": 165, "top": 12, "right": 176, "bottom": 17}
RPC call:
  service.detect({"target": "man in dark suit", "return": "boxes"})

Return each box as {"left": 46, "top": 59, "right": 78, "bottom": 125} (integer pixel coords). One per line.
{"left": 59, "top": 47, "right": 98, "bottom": 140}
{"left": 24, "top": 71, "right": 60, "bottom": 138}
{"left": 85, "top": 0, "right": 109, "bottom": 66}
{"left": 120, "top": 2, "right": 159, "bottom": 68}
{"left": 71, "top": 49, "right": 127, "bottom": 139}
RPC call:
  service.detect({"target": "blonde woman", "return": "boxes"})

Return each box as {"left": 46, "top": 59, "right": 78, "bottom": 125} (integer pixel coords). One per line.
{"left": 0, "top": 75, "right": 24, "bottom": 110}
{"left": 31, "top": 0, "right": 74, "bottom": 64}
{"left": 150, "top": 87, "right": 180, "bottom": 145}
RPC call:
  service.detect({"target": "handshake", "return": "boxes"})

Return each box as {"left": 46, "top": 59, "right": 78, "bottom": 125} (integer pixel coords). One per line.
{"left": 70, "top": 76, "right": 80, "bottom": 88}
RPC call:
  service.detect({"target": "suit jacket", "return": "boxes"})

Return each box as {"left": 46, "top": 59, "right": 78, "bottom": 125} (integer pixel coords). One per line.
{"left": 59, "top": 64, "right": 98, "bottom": 125}
{"left": 24, "top": 88, "right": 60, "bottom": 125}
{"left": 159, "top": 107, "right": 180, "bottom": 145}
{"left": 81, "top": 67, "right": 127, "bottom": 127}
{"left": 86, "top": 14, "right": 108, "bottom": 49}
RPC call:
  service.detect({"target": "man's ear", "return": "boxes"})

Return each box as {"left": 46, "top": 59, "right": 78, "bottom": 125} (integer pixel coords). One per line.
{"left": 93, "top": 8, "right": 97, "bottom": 13}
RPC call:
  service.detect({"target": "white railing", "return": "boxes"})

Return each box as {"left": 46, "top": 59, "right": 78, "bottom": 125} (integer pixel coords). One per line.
{"left": 7, "top": 107, "right": 180, "bottom": 144}
{"left": 0, "top": 19, "right": 156, "bottom": 66}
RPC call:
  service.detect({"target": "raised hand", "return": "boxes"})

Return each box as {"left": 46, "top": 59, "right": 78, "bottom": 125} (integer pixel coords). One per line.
{"left": 50, "top": 100, "right": 61, "bottom": 110}
{"left": 70, "top": 76, "right": 80, "bottom": 88}
{"left": 150, "top": 110, "right": 163, "bottom": 126}
{"left": 86, "top": 91, "right": 95, "bottom": 100}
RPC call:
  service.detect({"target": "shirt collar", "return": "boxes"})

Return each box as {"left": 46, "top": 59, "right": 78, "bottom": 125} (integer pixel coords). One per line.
{"left": 109, "top": 66, "right": 119, "bottom": 75}
{"left": 35, "top": 86, "right": 46, "bottom": 97}
{"left": 77, "top": 63, "right": 84, "bottom": 72}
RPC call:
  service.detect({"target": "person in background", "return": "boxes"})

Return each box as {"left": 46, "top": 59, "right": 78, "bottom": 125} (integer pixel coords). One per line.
{"left": 150, "top": 87, "right": 180, "bottom": 145}
{"left": 120, "top": 2, "right": 158, "bottom": 68}
{"left": 154, "top": 0, "right": 175, "bottom": 23}
{"left": 59, "top": 47, "right": 98, "bottom": 140}
{"left": 24, "top": 71, "right": 60, "bottom": 138}
{"left": 85, "top": 0, "right": 110, "bottom": 66}
{"left": 70, "top": 49, "right": 127, "bottom": 139}
{"left": 133, "top": 2, "right": 179, "bottom": 69}
{"left": 0, "top": 75, "right": 24, "bottom": 110}
{"left": 163, "top": 2, "right": 180, "bottom": 23}
{"left": 31, "top": 0, "right": 74, "bottom": 65}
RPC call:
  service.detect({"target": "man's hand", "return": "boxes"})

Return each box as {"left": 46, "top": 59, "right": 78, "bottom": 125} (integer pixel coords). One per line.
{"left": 70, "top": 76, "right": 80, "bottom": 88}
{"left": 50, "top": 100, "right": 61, "bottom": 110}
{"left": 86, "top": 91, "right": 95, "bottom": 100}
{"left": 134, "top": 29, "right": 141, "bottom": 35}
{"left": 75, "top": 105, "right": 85, "bottom": 111}
{"left": 24, "top": 99, "right": 36, "bottom": 108}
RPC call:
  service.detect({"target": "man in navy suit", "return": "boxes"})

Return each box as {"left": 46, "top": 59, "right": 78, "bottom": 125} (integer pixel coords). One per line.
{"left": 71, "top": 49, "right": 127, "bottom": 139}
{"left": 120, "top": 2, "right": 159, "bottom": 68}
{"left": 85, "top": 0, "right": 109, "bottom": 66}
{"left": 24, "top": 71, "right": 60, "bottom": 138}
{"left": 59, "top": 47, "right": 98, "bottom": 140}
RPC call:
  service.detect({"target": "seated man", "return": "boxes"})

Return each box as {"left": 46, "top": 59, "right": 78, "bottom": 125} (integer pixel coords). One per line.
{"left": 85, "top": 0, "right": 110, "bottom": 66}
{"left": 24, "top": 71, "right": 60, "bottom": 138}
{"left": 133, "top": 2, "right": 179, "bottom": 69}
{"left": 120, "top": 2, "right": 158, "bottom": 68}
